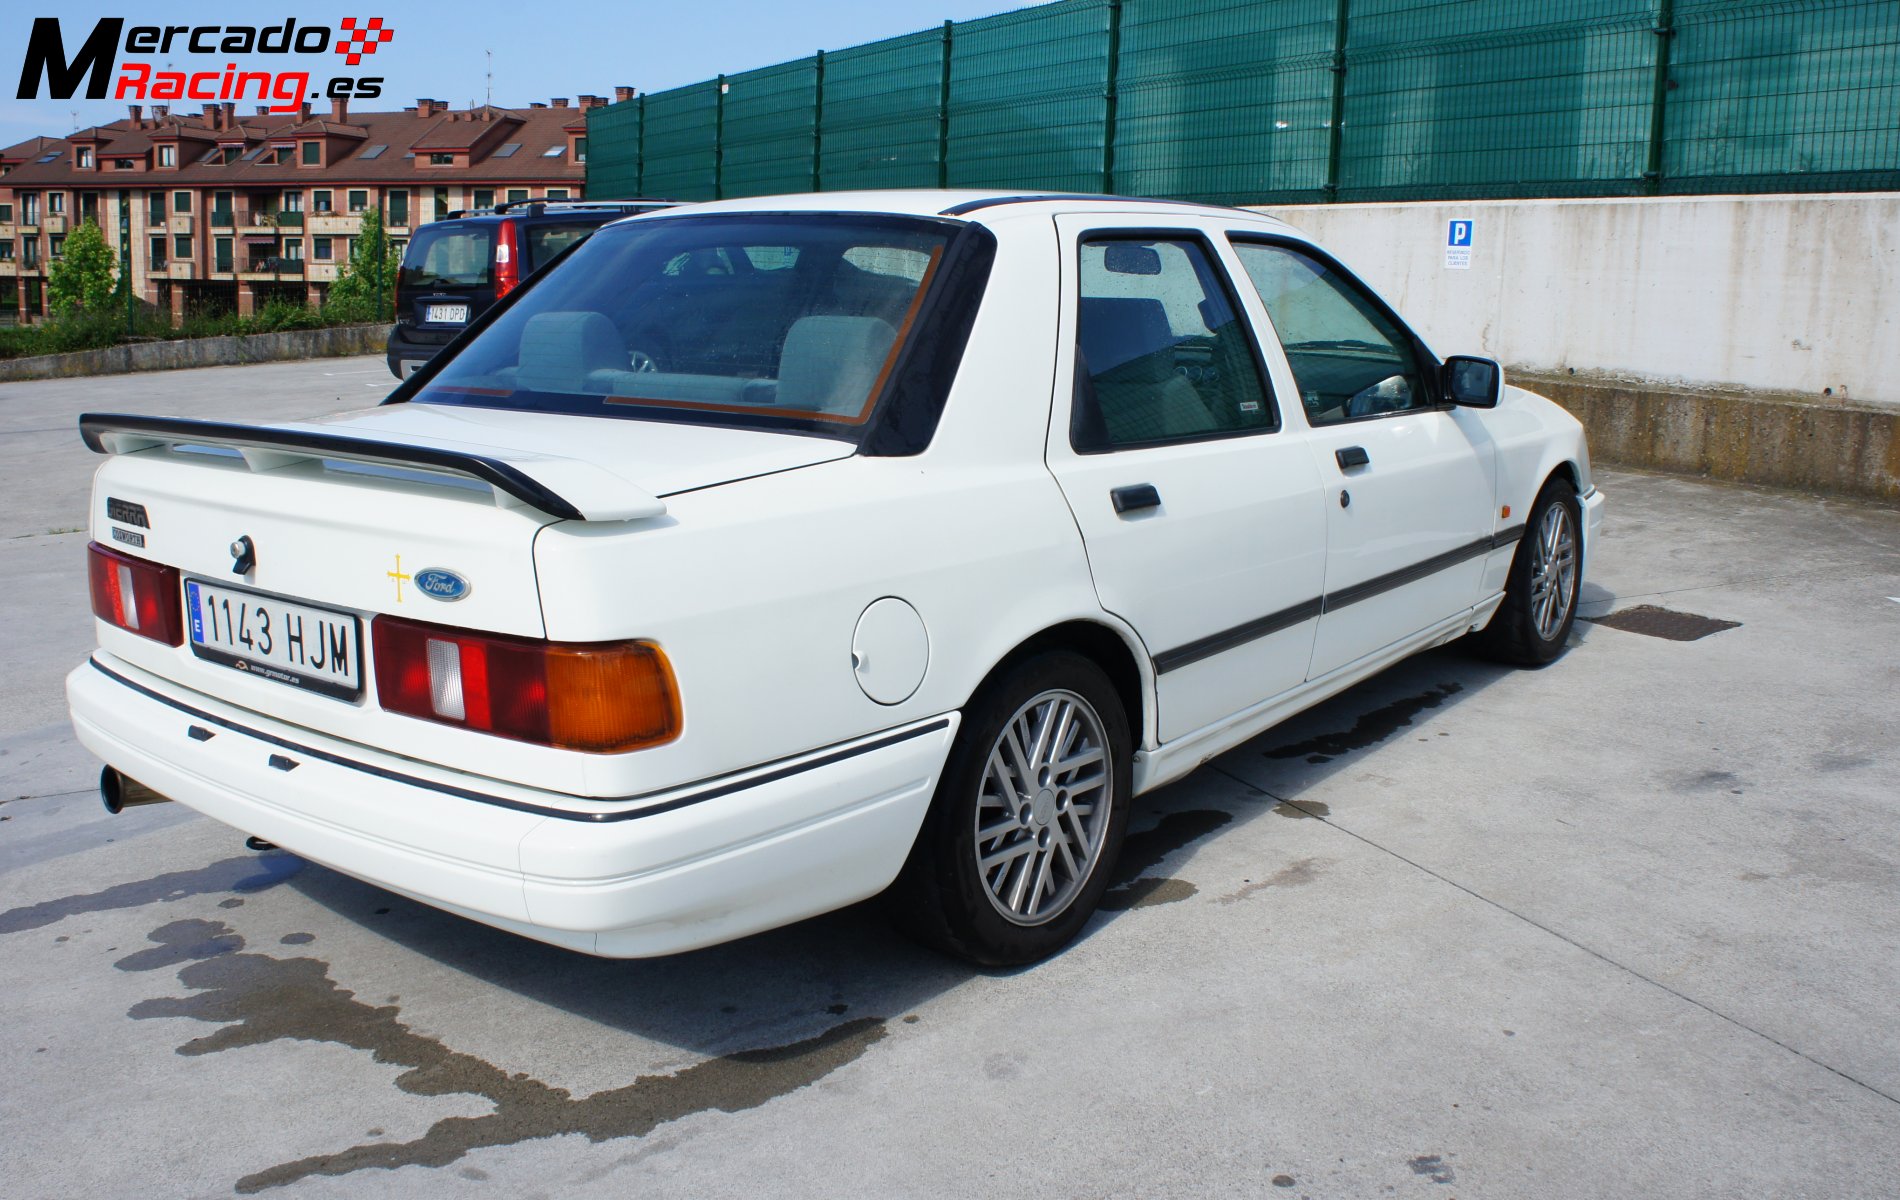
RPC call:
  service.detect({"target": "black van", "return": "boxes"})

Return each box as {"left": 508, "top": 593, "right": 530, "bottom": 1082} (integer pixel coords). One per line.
{"left": 385, "top": 199, "right": 674, "bottom": 377}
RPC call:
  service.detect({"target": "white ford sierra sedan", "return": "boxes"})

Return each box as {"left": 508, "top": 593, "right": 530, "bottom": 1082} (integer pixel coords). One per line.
{"left": 69, "top": 191, "right": 1600, "bottom": 965}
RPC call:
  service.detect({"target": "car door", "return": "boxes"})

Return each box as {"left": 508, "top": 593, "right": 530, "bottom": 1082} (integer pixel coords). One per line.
{"left": 1046, "top": 215, "right": 1328, "bottom": 744}
{"left": 1227, "top": 237, "right": 1497, "bottom": 681}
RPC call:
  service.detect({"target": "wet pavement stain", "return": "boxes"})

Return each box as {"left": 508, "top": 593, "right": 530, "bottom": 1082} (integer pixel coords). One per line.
{"left": 1408, "top": 1154, "right": 1456, "bottom": 1184}
{"left": 0, "top": 853, "right": 303, "bottom": 935}
{"left": 1099, "top": 810, "right": 1233, "bottom": 910}
{"left": 1264, "top": 684, "right": 1463, "bottom": 764}
{"left": 117, "top": 919, "right": 889, "bottom": 1192}
{"left": 1218, "top": 857, "right": 1330, "bottom": 904}
{"left": 1271, "top": 800, "right": 1331, "bottom": 820}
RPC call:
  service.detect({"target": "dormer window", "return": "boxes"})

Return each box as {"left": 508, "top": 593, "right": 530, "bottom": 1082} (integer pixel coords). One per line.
{"left": 114, "top": 158, "right": 136, "bottom": 170}
{"left": 272, "top": 145, "right": 294, "bottom": 165}
{"left": 76, "top": 147, "right": 94, "bottom": 168}
{"left": 428, "top": 152, "right": 453, "bottom": 165}
{"left": 573, "top": 136, "right": 586, "bottom": 163}
{"left": 221, "top": 146, "right": 241, "bottom": 165}
{"left": 302, "top": 141, "right": 321, "bottom": 165}
{"left": 158, "top": 145, "right": 176, "bottom": 167}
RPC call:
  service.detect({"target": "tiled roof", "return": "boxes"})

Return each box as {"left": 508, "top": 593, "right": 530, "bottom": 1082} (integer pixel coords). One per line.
{"left": 0, "top": 102, "right": 591, "bottom": 189}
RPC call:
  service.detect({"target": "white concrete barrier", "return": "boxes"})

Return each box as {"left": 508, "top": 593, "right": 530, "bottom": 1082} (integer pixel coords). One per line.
{"left": 1259, "top": 193, "right": 1900, "bottom": 410}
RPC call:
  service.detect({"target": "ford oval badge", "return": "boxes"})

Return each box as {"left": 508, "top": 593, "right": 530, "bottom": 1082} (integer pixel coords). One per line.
{"left": 414, "top": 568, "right": 471, "bottom": 602}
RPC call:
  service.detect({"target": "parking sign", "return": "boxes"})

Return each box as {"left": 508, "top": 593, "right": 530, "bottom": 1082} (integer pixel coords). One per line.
{"left": 1445, "top": 219, "right": 1473, "bottom": 270}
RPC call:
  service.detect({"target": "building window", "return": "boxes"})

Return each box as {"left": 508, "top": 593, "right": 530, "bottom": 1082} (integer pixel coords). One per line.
{"left": 313, "top": 189, "right": 333, "bottom": 212}
{"left": 175, "top": 233, "right": 195, "bottom": 260}
{"left": 391, "top": 238, "right": 406, "bottom": 259}
{"left": 0, "top": 203, "right": 11, "bottom": 222}
{"left": 173, "top": 191, "right": 192, "bottom": 213}
{"left": 574, "top": 137, "right": 586, "bottom": 163}
{"left": 428, "top": 152, "right": 453, "bottom": 166}
{"left": 147, "top": 192, "right": 164, "bottom": 223}
{"left": 433, "top": 187, "right": 449, "bottom": 220}
{"left": 158, "top": 145, "right": 176, "bottom": 167}
{"left": 114, "top": 159, "right": 136, "bottom": 170}
{"left": 23, "top": 237, "right": 38, "bottom": 268}
{"left": 273, "top": 146, "right": 294, "bottom": 165}
{"left": 347, "top": 190, "right": 368, "bottom": 213}
{"left": 22, "top": 194, "right": 40, "bottom": 223}
{"left": 222, "top": 146, "right": 241, "bottom": 165}
{"left": 284, "top": 237, "right": 303, "bottom": 260}
{"left": 282, "top": 191, "right": 303, "bottom": 212}
{"left": 302, "top": 141, "right": 320, "bottom": 165}
{"left": 49, "top": 234, "right": 64, "bottom": 259}
{"left": 148, "top": 235, "right": 165, "bottom": 265}
{"left": 313, "top": 236, "right": 332, "bottom": 260}
{"left": 77, "top": 147, "right": 94, "bottom": 168}
{"left": 49, "top": 192, "right": 65, "bottom": 214}
{"left": 506, "top": 189, "right": 528, "bottom": 204}
{"left": 0, "top": 240, "right": 13, "bottom": 261}
{"left": 546, "top": 188, "right": 570, "bottom": 200}
{"left": 80, "top": 193, "right": 99, "bottom": 221}
{"left": 387, "top": 189, "right": 409, "bottom": 225}
{"left": 473, "top": 188, "right": 494, "bottom": 210}
{"left": 215, "top": 236, "right": 233, "bottom": 272}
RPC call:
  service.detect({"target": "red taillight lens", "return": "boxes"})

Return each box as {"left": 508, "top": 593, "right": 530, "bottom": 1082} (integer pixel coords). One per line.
{"left": 493, "top": 218, "right": 520, "bottom": 298}
{"left": 87, "top": 543, "right": 184, "bottom": 646}
{"left": 372, "top": 616, "right": 681, "bottom": 753}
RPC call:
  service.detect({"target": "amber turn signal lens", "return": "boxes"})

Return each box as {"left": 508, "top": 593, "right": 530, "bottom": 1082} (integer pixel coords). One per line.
{"left": 545, "top": 641, "right": 681, "bottom": 753}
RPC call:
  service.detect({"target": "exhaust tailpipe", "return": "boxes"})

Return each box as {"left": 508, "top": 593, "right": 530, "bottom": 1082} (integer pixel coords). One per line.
{"left": 100, "top": 767, "right": 172, "bottom": 814}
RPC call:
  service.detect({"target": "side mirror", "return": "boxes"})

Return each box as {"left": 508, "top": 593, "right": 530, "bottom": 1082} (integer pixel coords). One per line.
{"left": 1442, "top": 355, "right": 1503, "bottom": 408}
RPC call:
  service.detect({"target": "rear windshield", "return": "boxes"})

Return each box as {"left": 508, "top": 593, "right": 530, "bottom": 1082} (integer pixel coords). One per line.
{"left": 412, "top": 214, "right": 952, "bottom": 430}
{"left": 400, "top": 224, "right": 494, "bottom": 289}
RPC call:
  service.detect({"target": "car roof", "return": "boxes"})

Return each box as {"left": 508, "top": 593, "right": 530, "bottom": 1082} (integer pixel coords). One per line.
{"left": 611, "top": 189, "right": 1295, "bottom": 232}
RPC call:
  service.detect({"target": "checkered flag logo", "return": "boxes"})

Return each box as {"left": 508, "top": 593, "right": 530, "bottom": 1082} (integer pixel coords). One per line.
{"left": 335, "top": 17, "right": 394, "bottom": 67}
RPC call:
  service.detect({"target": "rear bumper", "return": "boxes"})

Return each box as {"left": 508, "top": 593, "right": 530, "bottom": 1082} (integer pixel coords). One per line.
{"left": 68, "top": 655, "right": 956, "bottom": 957}
{"left": 384, "top": 325, "right": 453, "bottom": 376}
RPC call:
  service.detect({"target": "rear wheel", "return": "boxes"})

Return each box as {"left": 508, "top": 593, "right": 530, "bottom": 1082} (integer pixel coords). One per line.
{"left": 892, "top": 652, "right": 1131, "bottom": 966}
{"left": 1476, "top": 477, "right": 1581, "bottom": 665}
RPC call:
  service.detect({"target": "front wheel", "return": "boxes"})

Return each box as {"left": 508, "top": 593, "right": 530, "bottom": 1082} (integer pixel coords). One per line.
{"left": 891, "top": 652, "right": 1132, "bottom": 966}
{"left": 1476, "top": 478, "right": 1581, "bottom": 665}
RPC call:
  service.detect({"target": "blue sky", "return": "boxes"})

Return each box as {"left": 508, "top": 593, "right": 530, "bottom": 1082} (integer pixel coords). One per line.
{"left": 2, "top": 0, "right": 1018, "bottom": 147}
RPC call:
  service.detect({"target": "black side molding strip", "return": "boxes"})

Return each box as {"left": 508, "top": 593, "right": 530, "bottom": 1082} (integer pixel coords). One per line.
{"left": 89, "top": 659, "right": 949, "bottom": 824}
{"left": 1150, "top": 524, "right": 1527, "bottom": 672}
{"left": 78, "top": 413, "right": 588, "bottom": 523}
{"left": 1154, "top": 598, "right": 1323, "bottom": 675}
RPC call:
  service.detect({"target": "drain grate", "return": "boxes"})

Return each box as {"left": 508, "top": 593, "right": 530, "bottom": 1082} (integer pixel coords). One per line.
{"left": 1587, "top": 604, "right": 1740, "bottom": 642}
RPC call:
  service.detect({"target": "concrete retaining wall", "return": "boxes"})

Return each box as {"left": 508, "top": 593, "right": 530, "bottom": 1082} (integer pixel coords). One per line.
{"left": 0, "top": 323, "right": 390, "bottom": 383}
{"left": 1259, "top": 193, "right": 1900, "bottom": 410}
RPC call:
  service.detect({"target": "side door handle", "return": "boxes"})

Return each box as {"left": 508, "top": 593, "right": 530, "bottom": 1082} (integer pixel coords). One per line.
{"left": 1110, "top": 484, "right": 1161, "bottom": 515}
{"left": 1335, "top": 445, "right": 1370, "bottom": 470}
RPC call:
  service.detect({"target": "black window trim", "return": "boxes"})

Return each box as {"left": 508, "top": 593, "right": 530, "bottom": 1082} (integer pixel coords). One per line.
{"left": 1223, "top": 231, "right": 1450, "bottom": 422}
{"left": 1068, "top": 226, "right": 1284, "bottom": 456}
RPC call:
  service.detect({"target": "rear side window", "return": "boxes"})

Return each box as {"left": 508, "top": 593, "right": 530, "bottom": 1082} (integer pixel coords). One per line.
{"left": 413, "top": 215, "right": 953, "bottom": 429}
{"left": 1072, "top": 236, "right": 1276, "bottom": 452}
{"left": 1230, "top": 242, "right": 1426, "bottom": 426}
{"left": 400, "top": 224, "right": 494, "bottom": 289}
{"left": 526, "top": 223, "right": 598, "bottom": 269}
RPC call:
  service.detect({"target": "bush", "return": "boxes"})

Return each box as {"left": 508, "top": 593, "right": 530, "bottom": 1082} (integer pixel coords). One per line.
{"left": 0, "top": 300, "right": 376, "bottom": 361}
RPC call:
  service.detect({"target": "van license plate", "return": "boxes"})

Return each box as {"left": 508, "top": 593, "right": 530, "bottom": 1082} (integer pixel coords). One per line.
{"left": 186, "top": 580, "right": 362, "bottom": 701}
{"left": 427, "top": 303, "right": 469, "bottom": 324}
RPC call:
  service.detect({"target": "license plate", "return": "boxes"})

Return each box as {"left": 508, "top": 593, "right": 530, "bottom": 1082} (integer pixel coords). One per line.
{"left": 426, "top": 303, "right": 469, "bottom": 324}
{"left": 186, "top": 579, "right": 362, "bottom": 701}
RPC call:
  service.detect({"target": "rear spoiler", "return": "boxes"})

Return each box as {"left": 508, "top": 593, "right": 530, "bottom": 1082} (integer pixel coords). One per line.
{"left": 79, "top": 413, "right": 667, "bottom": 523}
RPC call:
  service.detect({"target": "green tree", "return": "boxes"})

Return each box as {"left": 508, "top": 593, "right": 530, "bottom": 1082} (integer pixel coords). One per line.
{"left": 46, "top": 217, "right": 118, "bottom": 316}
{"left": 325, "top": 207, "right": 401, "bottom": 323}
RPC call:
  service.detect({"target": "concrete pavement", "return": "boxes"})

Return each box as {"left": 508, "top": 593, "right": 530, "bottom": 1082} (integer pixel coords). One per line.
{"left": 2, "top": 357, "right": 1897, "bottom": 1198}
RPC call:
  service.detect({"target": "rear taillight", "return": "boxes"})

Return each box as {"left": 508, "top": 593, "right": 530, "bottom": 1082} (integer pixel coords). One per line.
{"left": 372, "top": 616, "right": 681, "bottom": 753}
{"left": 494, "top": 219, "right": 520, "bottom": 298}
{"left": 87, "top": 542, "right": 184, "bottom": 646}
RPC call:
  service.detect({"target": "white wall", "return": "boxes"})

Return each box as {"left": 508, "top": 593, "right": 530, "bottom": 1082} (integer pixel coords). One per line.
{"left": 1257, "top": 193, "right": 1900, "bottom": 408}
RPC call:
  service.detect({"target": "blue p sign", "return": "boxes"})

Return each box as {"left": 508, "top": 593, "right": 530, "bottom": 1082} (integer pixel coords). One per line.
{"left": 1448, "top": 220, "right": 1473, "bottom": 247}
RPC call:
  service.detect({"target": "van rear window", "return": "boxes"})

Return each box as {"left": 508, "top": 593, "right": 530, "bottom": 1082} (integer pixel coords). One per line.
{"left": 401, "top": 225, "right": 494, "bottom": 289}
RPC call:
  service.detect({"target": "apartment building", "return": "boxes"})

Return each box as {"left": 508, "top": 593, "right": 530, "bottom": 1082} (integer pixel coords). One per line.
{"left": 0, "top": 90, "right": 625, "bottom": 323}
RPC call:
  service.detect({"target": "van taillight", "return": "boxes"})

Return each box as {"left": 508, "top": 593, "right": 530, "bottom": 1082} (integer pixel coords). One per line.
{"left": 87, "top": 542, "right": 184, "bottom": 645}
{"left": 371, "top": 616, "right": 681, "bottom": 753}
{"left": 494, "top": 219, "right": 520, "bottom": 298}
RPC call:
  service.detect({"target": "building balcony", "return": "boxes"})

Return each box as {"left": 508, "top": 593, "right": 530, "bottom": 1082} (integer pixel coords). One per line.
{"left": 42, "top": 213, "right": 68, "bottom": 233}
{"left": 167, "top": 261, "right": 197, "bottom": 280}
{"left": 0, "top": 260, "right": 16, "bottom": 276}
{"left": 241, "top": 257, "right": 305, "bottom": 279}
{"left": 303, "top": 261, "right": 340, "bottom": 282}
{"left": 306, "top": 213, "right": 356, "bottom": 234}
{"left": 145, "top": 259, "right": 167, "bottom": 274}
{"left": 274, "top": 211, "right": 304, "bottom": 228}
{"left": 210, "top": 210, "right": 235, "bottom": 228}
{"left": 169, "top": 214, "right": 194, "bottom": 233}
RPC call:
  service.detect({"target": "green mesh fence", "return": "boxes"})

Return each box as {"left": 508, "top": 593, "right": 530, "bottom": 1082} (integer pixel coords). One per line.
{"left": 588, "top": 0, "right": 1900, "bottom": 204}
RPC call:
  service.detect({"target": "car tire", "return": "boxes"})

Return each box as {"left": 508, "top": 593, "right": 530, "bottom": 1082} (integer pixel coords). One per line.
{"left": 1475, "top": 477, "right": 1582, "bottom": 665}
{"left": 890, "top": 651, "right": 1132, "bottom": 967}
